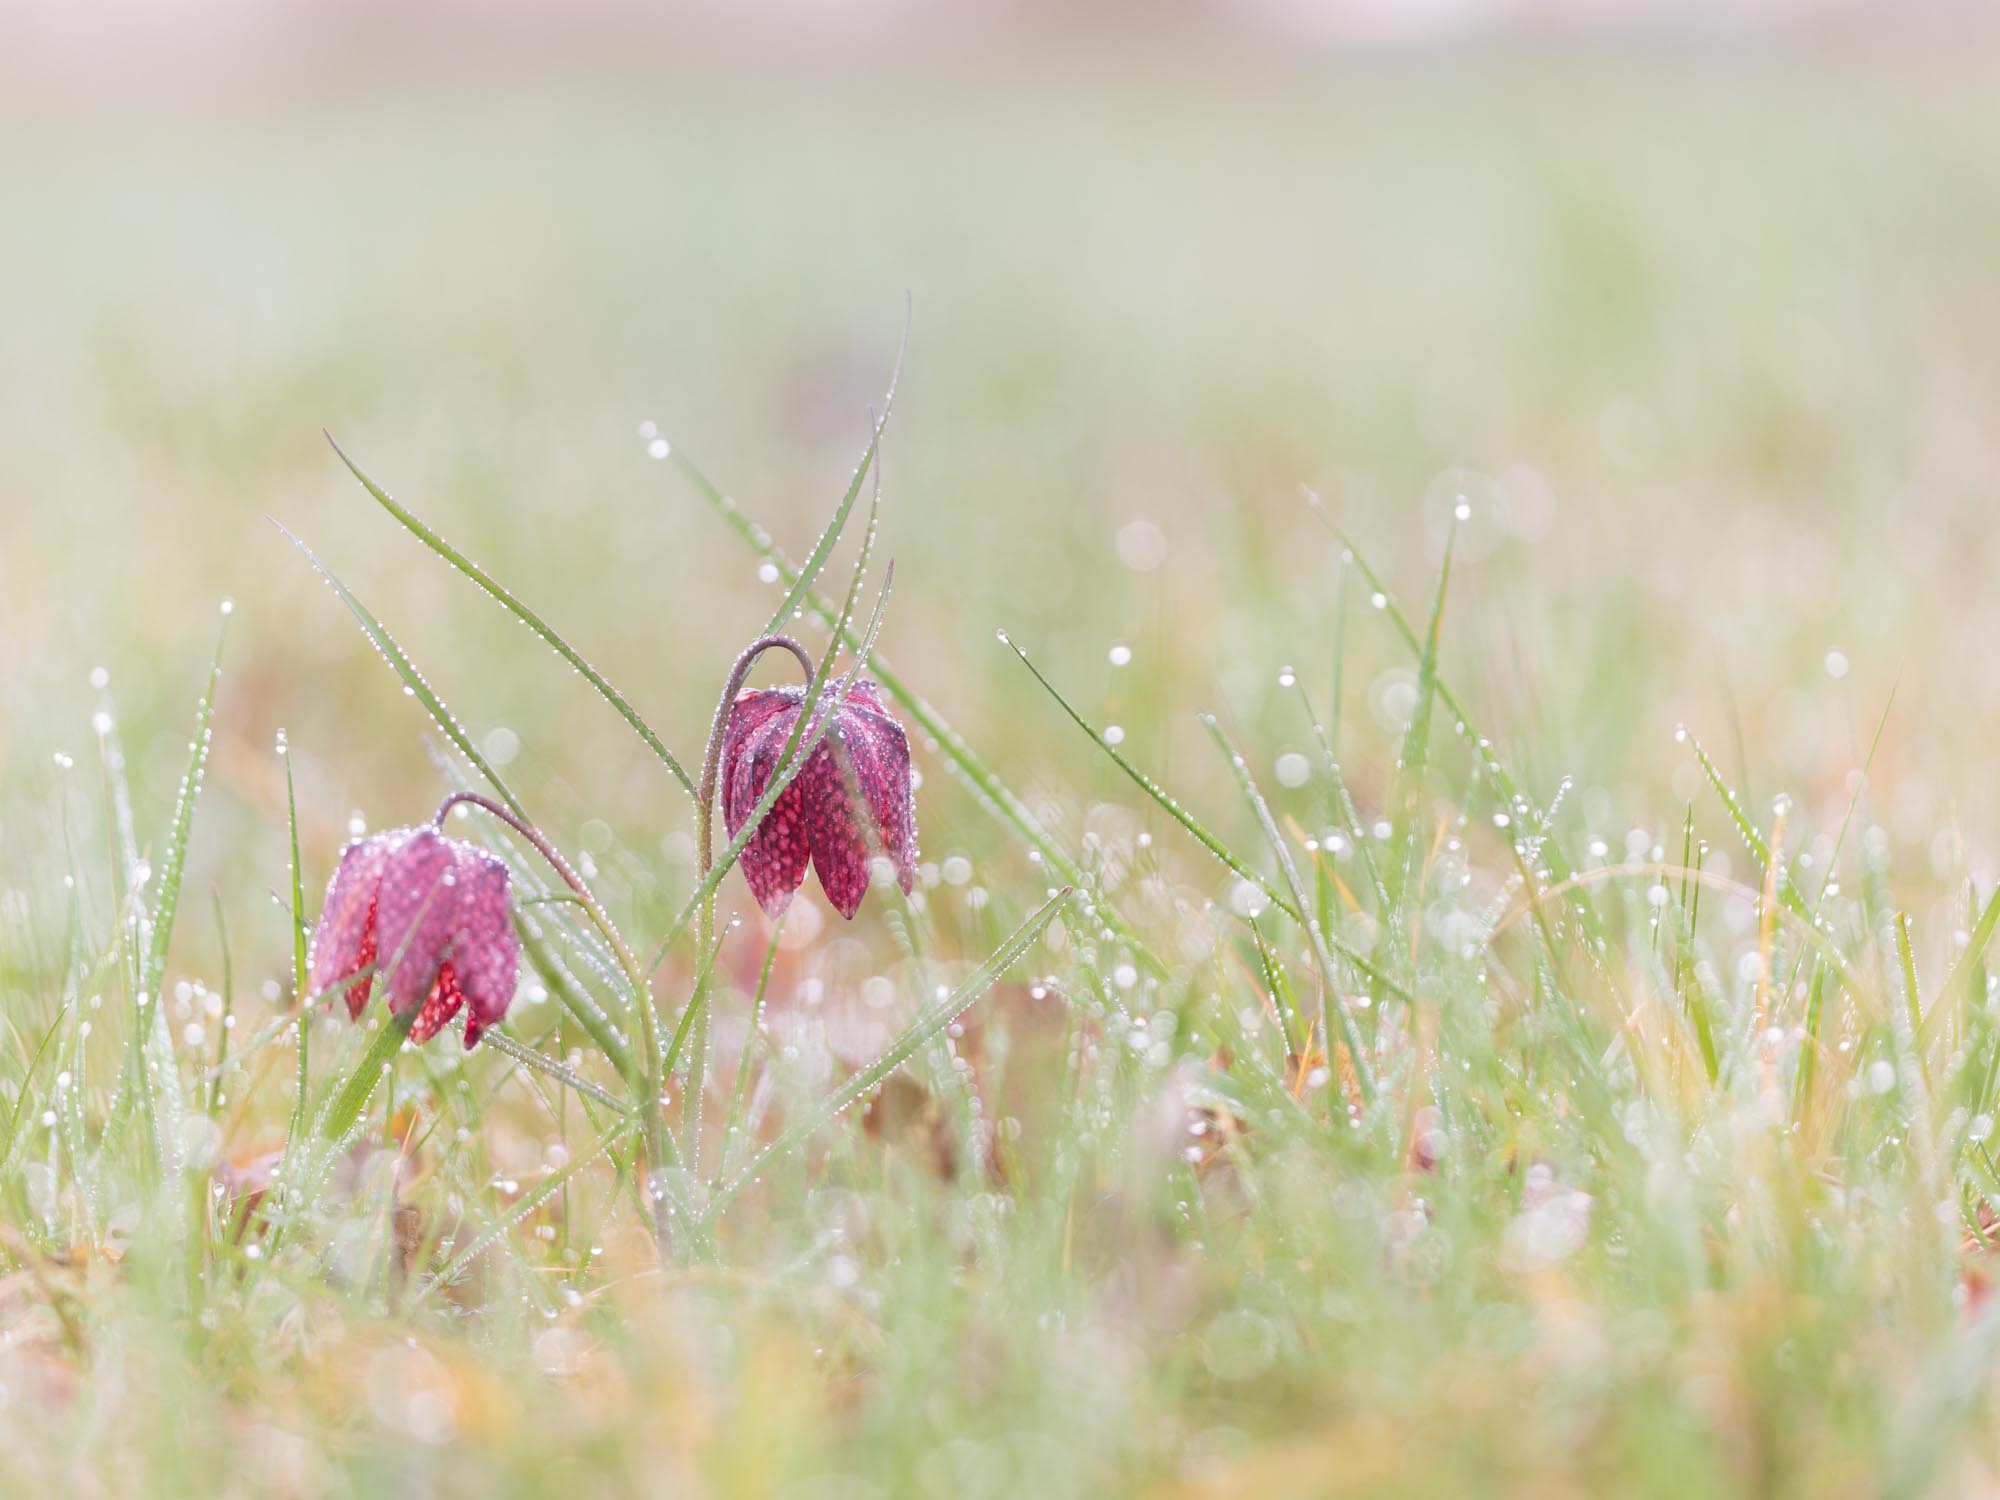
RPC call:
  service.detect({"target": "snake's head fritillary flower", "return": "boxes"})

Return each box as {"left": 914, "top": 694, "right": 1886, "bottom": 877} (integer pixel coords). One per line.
{"left": 308, "top": 824, "right": 519, "bottom": 1048}
{"left": 720, "top": 680, "right": 917, "bottom": 919}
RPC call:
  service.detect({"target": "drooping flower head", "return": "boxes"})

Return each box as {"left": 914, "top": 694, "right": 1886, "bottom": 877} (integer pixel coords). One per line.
{"left": 308, "top": 824, "right": 519, "bottom": 1048}
{"left": 720, "top": 680, "right": 917, "bottom": 919}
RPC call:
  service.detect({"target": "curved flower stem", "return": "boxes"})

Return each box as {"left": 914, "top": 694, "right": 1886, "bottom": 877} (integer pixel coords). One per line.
{"left": 696, "top": 635, "right": 818, "bottom": 874}
{"left": 684, "top": 634, "right": 816, "bottom": 1174}
{"left": 433, "top": 792, "right": 646, "bottom": 999}
{"left": 432, "top": 791, "right": 678, "bottom": 1247}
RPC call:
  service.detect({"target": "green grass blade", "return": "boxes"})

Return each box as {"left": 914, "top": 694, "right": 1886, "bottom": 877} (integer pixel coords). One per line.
{"left": 283, "top": 738, "right": 311, "bottom": 1149}
{"left": 700, "top": 885, "right": 1070, "bottom": 1228}
{"left": 719, "top": 917, "right": 785, "bottom": 1182}
{"left": 315, "top": 1009, "right": 417, "bottom": 1143}
{"left": 1200, "top": 712, "right": 1379, "bottom": 1105}
{"left": 325, "top": 435, "right": 697, "bottom": 802}
{"left": 0, "top": 1010, "right": 67, "bottom": 1183}
{"left": 516, "top": 916, "right": 639, "bottom": 1088}
{"left": 208, "top": 890, "right": 234, "bottom": 1117}
{"left": 133, "top": 605, "right": 229, "bottom": 1177}
{"left": 475, "top": 1026, "right": 630, "bottom": 1113}
{"left": 1926, "top": 880, "right": 2000, "bottom": 1055}
{"left": 274, "top": 519, "right": 526, "bottom": 820}
{"left": 999, "top": 630, "right": 1298, "bottom": 921}
{"left": 433, "top": 1114, "right": 637, "bottom": 1286}
{"left": 760, "top": 321, "right": 904, "bottom": 635}
{"left": 1392, "top": 515, "right": 1456, "bottom": 903}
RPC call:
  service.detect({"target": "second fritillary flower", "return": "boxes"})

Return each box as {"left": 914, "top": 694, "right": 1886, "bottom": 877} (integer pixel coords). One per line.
{"left": 719, "top": 680, "right": 917, "bottom": 919}
{"left": 308, "top": 823, "right": 519, "bottom": 1048}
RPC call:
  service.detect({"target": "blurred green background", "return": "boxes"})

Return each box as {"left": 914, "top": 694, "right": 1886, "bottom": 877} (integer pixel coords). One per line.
{"left": 5, "top": 26, "right": 2000, "bottom": 968}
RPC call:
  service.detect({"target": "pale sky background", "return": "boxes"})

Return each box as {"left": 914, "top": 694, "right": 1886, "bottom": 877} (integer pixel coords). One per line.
{"left": 4, "top": 0, "right": 1982, "bottom": 88}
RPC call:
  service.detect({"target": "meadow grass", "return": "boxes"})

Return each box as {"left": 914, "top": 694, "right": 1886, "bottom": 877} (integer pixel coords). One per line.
{"left": 6, "top": 43, "right": 2000, "bottom": 1498}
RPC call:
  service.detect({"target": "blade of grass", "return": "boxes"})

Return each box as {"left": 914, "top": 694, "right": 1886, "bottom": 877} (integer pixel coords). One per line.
{"left": 432, "top": 1113, "right": 638, "bottom": 1286}
{"left": 1200, "top": 713, "right": 1378, "bottom": 1108}
{"left": 282, "top": 737, "right": 311, "bottom": 1150}
{"left": 999, "top": 630, "right": 1296, "bottom": 920}
{"left": 516, "top": 916, "right": 639, "bottom": 1088}
{"left": 1391, "top": 513, "right": 1457, "bottom": 906}
{"left": 133, "top": 604, "right": 229, "bottom": 1178}
{"left": 1925, "top": 880, "right": 2000, "bottom": 1055}
{"left": 273, "top": 519, "right": 525, "bottom": 821}
{"left": 316, "top": 1009, "right": 417, "bottom": 1144}
{"left": 476, "top": 1026, "right": 630, "bottom": 1113}
{"left": 719, "top": 916, "right": 785, "bottom": 1182}
{"left": 760, "top": 317, "right": 905, "bottom": 635}
{"left": 1004, "top": 631, "right": 1411, "bottom": 1007}
{"left": 0, "top": 1010, "right": 66, "bottom": 1184}
{"left": 326, "top": 435, "right": 696, "bottom": 802}
{"left": 700, "top": 885, "right": 1070, "bottom": 1228}
{"left": 208, "top": 890, "right": 234, "bottom": 1117}
{"left": 1896, "top": 911, "right": 1930, "bottom": 1091}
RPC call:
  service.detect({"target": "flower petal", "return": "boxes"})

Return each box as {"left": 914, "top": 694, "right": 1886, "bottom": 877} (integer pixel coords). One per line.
{"left": 372, "top": 825, "right": 464, "bottom": 1013}
{"left": 802, "top": 738, "right": 873, "bottom": 920}
{"left": 410, "top": 962, "right": 467, "bottom": 1044}
{"left": 834, "top": 686, "right": 918, "bottom": 896}
{"left": 725, "top": 697, "right": 813, "bottom": 916}
{"left": 451, "top": 849, "right": 518, "bottom": 1046}
{"left": 309, "top": 831, "right": 395, "bottom": 1017}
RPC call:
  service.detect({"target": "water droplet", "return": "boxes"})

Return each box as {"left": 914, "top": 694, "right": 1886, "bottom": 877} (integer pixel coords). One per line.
{"left": 1108, "top": 643, "right": 1132, "bottom": 667}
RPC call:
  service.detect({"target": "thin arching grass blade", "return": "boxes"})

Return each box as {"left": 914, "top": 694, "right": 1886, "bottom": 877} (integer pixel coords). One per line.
{"left": 133, "top": 606, "right": 228, "bottom": 1177}
{"left": 316, "top": 1009, "right": 417, "bottom": 1144}
{"left": 274, "top": 519, "right": 526, "bottom": 820}
{"left": 0, "top": 1010, "right": 66, "bottom": 1184}
{"left": 1392, "top": 515, "right": 1456, "bottom": 905}
{"left": 282, "top": 739, "right": 311, "bottom": 1152}
{"left": 998, "top": 629, "right": 1296, "bottom": 920}
{"left": 202, "top": 966, "right": 377, "bottom": 1084}
{"left": 1925, "top": 880, "right": 2000, "bottom": 1056}
{"left": 475, "top": 1026, "right": 630, "bottom": 1113}
{"left": 516, "top": 916, "right": 639, "bottom": 1088}
{"left": 1200, "top": 712, "right": 1379, "bottom": 1105}
{"left": 432, "top": 1113, "right": 638, "bottom": 1287}
{"left": 1304, "top": 494, "right": 1609, "bottom": 939}
{"left": 326, "top": 434, "right": 696, "bottom": 802}
{"left": 761, "top": 317, "right": 905, "bottom": 635}
{"left": 701, "top": 886, "right": 1070, "bottom": 1228}
{"left": 719, "top": 916, "right": 785, "bottom": 1181}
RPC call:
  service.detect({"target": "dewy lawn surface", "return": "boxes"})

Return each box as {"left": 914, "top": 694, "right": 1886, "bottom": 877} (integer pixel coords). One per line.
{"left": 5, "top": 40, "right": 2000, "bottom": 1498}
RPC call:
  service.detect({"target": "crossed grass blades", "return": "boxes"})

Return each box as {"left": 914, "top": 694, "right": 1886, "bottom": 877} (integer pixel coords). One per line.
{"left": 12, "top": 346, "right": 2000, "bottom": 1492}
